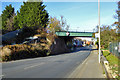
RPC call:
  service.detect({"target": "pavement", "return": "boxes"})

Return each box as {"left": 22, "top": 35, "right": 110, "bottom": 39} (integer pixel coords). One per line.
{"left": 68, "top": 46, "right": 105, "bottom": 78}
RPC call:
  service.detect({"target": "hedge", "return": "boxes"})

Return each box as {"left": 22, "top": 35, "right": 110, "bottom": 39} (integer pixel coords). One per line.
{"left": 0, "top": 43, "right": 50, "bottom": 61}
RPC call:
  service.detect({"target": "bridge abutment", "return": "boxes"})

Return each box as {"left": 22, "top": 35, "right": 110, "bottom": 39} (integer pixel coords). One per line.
{"left": 50, "top": 37, "right": 73, "bottom": 55}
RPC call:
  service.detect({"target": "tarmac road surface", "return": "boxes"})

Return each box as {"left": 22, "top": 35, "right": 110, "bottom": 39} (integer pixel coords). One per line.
{"left": 2, "top": 46, "right": 92, "bottom": 78}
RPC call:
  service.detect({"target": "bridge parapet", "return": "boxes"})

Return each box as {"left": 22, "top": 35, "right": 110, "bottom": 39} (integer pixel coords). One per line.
{"left": 55, "top": 31, "right": 93, "bottom": 37}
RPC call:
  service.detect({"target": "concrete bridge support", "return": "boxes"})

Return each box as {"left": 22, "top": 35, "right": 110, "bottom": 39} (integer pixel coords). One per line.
{"left": 50, "top": 37, "right": 73, "bottom": 55}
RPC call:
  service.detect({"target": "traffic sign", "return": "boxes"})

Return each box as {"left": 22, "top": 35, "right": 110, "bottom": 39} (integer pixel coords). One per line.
{"left": 66, "top": 32, "right": 70, "bottom": 36}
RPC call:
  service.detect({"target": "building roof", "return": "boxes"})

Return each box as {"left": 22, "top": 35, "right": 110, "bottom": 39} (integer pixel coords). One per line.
{"left": 0, "top": 29, "right": 22, "bottom": 43}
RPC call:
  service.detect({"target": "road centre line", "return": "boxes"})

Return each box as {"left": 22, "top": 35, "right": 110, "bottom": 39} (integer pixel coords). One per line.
{"left": 24, "top": 62, "right": 45, "bottom": 70}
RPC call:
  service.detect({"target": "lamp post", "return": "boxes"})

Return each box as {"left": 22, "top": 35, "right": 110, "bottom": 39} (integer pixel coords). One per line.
{"left": 98, "top": 0, "right": 101, "bottom": 63}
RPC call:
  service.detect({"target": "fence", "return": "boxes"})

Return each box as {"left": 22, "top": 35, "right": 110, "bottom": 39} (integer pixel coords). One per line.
{"left": 109, "top": 42, "right": 120, "bottom": 58}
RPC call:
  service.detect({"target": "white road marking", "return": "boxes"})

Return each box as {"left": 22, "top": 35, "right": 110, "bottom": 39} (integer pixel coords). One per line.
{"left": 24, "top": 63, "right": 45, "bottom": 70}
{"left": 0, "top": 75, "right": 4, "bottom": 77}
{"left": 82, "top": 54, "right": 90, "bottom": 65}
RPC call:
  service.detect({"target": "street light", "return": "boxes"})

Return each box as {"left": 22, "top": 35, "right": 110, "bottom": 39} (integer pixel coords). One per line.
{"left": 98, "top": 0, "right": 101, "bottom": 63}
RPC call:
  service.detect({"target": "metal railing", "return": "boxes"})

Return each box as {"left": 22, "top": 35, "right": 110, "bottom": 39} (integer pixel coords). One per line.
{"left": 109, "top": 42, "right": 120, "bottom": 58}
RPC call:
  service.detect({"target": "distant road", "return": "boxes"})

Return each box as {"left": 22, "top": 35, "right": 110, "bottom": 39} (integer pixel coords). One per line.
{"left": 2, "top": 46, "right": 92, "bottom": 78}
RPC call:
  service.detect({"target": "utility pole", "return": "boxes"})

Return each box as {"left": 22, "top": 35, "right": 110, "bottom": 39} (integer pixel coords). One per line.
{"left": 98, "top": 0, "right": 101, "bottom": 63}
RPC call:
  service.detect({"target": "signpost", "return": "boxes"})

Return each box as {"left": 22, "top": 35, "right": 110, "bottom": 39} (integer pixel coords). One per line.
{"left": 98, "top": 0, "right": 101, "bottom": 63}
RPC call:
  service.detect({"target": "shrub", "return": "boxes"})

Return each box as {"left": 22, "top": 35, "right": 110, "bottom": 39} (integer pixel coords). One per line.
{"left": 0, "top": 43, "right": 50, "bottom": 61}
{"left": 103, "top": 50, "right": 120, "bottom": 79}
{"left": 106, "top": 54, "right": 119, "bottom": 66}
{"left": 103, "top": 51, "right": 110, "bottom": 57}
{"left": 0, "top": 33, "right": 55, "bottom": 62}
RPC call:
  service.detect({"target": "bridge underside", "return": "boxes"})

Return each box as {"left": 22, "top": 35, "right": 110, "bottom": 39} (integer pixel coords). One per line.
{"left": 55, "top": 31, "right": 93, "bottom": 37}
{"left": 58, "top": 36, "right": 74, "bottom": 43}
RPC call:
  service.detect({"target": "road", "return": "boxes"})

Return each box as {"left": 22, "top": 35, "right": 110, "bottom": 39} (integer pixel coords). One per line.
{"left": 2, "top": 46, "right": 92, "bottom": 78}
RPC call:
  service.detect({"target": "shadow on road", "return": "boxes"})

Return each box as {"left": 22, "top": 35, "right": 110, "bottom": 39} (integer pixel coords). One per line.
{"left": 2, "top": 46, "right": 98, "bottom": 63}
{"left": 49, "top": 46, "right": 93, "bottom": 56}
{"left": 91, "top": 49, "right": 98, "bottom": 51}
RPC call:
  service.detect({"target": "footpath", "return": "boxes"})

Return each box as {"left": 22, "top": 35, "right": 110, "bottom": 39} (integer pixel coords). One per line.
{"left": 69, "top": 46, "right": 105, "bottom": 78}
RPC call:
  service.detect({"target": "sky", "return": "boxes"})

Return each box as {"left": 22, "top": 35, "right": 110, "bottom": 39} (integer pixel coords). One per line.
{"left": 0, "top": 1, "right": 118, "bottom": 32}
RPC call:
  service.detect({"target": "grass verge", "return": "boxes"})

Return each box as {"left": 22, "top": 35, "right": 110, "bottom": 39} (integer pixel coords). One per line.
{"left": 102, "top": 50, "right": 120, "bottom": 79}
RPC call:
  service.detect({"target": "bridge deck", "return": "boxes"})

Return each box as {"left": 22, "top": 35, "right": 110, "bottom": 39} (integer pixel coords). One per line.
{"left": 55, "top": 31, "right": 93, "bottom": 37}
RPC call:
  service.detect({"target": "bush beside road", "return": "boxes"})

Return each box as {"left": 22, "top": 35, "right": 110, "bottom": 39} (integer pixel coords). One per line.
{"left": 0, "top": 33, "right": 53, "bottom": 62}
{"left": 0, "top": 43, "right": 50, "bottom": 62}
{"left": 0, "top": 33, "right": 72, "bottom": 62}
{"left": 102, "top": 50, "right": 120, "bottom": 79}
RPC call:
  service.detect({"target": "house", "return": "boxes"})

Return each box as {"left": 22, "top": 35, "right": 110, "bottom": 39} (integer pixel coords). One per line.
{"left": 1, "top": 29, "right": 22, "bottom": 46}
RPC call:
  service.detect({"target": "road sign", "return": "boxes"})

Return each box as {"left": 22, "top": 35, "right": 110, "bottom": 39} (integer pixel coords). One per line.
{"left": 95, "top": 33, "right": 99, "bottom": 38}
{"left": 66, "top": 32, "right": 70, "bottom": 36}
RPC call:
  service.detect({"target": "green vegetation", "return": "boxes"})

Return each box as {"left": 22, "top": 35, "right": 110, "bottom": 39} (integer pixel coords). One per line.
{"left": 1, "top": 1, "right": 70, "bottom": 36}
{"left": 99, "top": 4, "right": 119, "bottom": 79}
{"left": 100, "top": 26, "right": 117, "bottom": 49}
{"left": 0, "top": 1, "right": 71, "bottom": 62}
{"left": 103, "top": 50, "right": 119, "bottom": 67}
{"left": 1, "top": 4, "right": 14, "bottom": 29}
{"left": 47, "top": 16, "right": 70, "bottom": 34}
{"left": 0, "top": 44, "right": 48, "bottom": 61}
{"left": 1, "top": 4, "right": 15, "bottom": 34}
{"left": 16, "top": 27, "right": 38, "bottom": 43}
{"left": 0, "top": 33, "right": 53, "bottom": 61}
{"left": 14, "top": 1, "right": 49, "bottom": 30}
{"left": 95, "top": 2, "right": 120, "bottom": 49}
{"left": 48, "top": 17, "right": 62, "bottom": 34}
{"left": 0, "top": 16, "right": 2, "bottom": 30}
{"left": 103, "top": 71, "right": 105, "bottom": 74}
{"left": 102, "top": 51, "right": 110, "bottom": 57}
{"left": 100, "top": 3, "right": 120, "bottom": 79}
{"left": 113, "top": 2, "right": 120, "bottom": 42}
{"left": 101, "top": 48, "right": 108, "bottom": 50}
{"left": 1, "top": 1, "right": 49, "bottom": 34}
{"left": 106, "top": 54, "right": 119, "bottom": 67}
{"left": 102, "top": 50, "right": 120, "bottom": 79}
